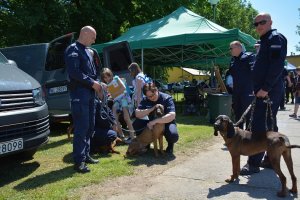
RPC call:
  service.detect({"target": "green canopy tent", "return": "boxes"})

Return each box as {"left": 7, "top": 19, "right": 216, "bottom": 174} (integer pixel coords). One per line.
{"left": 93, "top": 6, "right": 257, "bottom": 69}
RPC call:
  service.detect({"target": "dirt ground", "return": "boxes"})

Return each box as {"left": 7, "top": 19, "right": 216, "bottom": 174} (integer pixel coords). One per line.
{"left": 78, "top": 138, "right": 218, "bottom": 200}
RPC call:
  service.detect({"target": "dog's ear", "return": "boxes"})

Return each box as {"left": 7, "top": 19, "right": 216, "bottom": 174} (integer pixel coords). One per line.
{"left": 227, "top": 120, "right": 235, "bottom": 138}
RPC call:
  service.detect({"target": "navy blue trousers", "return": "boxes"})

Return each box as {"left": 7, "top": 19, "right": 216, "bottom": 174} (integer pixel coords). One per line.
{"left": 247, "top": 92, "right": 281, "bottom": 167}
{"left": 232, "top": 94, "right": 254, "bottom": 129}
{"left": 72, "top": 99, "right": 96, "bottom": 164}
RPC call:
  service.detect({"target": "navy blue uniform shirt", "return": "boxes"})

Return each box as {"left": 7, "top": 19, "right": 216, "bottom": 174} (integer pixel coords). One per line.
{"left": 229, "top": 52, "right": 255, "bottom": 95}
{"left": 65, "top": 41, "right": 99, "bottom": 104}
{"left": 252, "top": 29, "right": 287, "bottom": 94}
{"left": 138, "top": 92, "right": 176, "bottom": 122}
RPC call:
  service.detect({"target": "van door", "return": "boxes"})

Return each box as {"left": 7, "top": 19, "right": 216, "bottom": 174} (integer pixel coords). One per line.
{"left": 44, "top": 33, "right": 75, "bottom": 116}
{"left": 102, "top": 41, "right": 134, "bottom": 86}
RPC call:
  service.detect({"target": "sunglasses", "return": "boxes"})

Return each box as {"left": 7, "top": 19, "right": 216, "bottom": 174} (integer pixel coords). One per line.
{"left": 253, "top": 20, "right": 268, "bottom": 27}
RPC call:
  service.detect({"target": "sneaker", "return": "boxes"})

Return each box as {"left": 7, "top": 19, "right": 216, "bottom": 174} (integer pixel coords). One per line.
{"left": 289, "top": 113, "right": 297, "bottom": 118}
{"left": 240, "top": 164, "right": 260, "bottom": 175}
{"left": 74, "top": 162, "right": 90, "bottom": 173}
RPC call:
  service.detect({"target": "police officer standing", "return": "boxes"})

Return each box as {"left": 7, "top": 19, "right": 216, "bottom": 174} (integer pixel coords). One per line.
{"left": 65, "top": 26, "right": 102, "bottom": 173}
{"left": 228, "top": 41, "right": 255, "bottom": 129}
{"left": 240, "top": 13, "right": 287, "bottom": 175}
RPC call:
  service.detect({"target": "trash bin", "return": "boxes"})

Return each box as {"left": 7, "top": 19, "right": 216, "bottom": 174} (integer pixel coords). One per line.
{"left": 208, "top": 93, "right": 232, "bottom": 123}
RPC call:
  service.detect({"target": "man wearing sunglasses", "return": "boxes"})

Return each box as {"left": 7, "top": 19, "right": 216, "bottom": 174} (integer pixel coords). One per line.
{"left": 133, "top": 83, "right": 179, "bottom": 154}
{"left": 240, "top": 13, "right": 287, "bottom": 175}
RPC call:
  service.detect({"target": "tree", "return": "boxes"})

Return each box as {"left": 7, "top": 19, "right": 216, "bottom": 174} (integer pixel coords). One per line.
{"left": 295, "top": 8, "right": 300, "bottom": 52}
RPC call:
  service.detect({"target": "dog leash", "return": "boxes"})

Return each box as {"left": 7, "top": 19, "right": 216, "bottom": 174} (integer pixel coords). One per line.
{"left": 263, "top": 97, "right": 274, "bottom": 131}
{"left": 96, "top": 85, "right": 146, "bottom": 134}
{"left": 243, "top": 96, "right": 274, "bottom": 132}
{"left": 234, "top": 97, "right": 256, "bottom": 128}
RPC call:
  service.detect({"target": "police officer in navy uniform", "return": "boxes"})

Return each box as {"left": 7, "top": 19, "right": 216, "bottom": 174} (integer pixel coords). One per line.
{"left": 65, "top": 26, "right": 102, "bottom": 173}
{"left": 240, "top": 13, "right": 287, "bottom": 175}
{"left": 228, "top": 41, "right": 255, "bottom": 129}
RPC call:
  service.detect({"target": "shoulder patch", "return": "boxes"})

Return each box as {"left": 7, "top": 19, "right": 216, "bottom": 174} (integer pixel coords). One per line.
{"left": 69, "top": 52, "right": 78, "bottom": 57}
{"left": 271, "top": 45, "right": 282, "bottom": 49}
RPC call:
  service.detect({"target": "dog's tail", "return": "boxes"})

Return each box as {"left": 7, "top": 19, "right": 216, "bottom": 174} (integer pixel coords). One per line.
{"left": 287, "top": 145, "right": 300, "bottom": 149}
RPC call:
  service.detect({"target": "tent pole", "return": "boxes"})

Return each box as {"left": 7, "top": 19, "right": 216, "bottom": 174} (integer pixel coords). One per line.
{"left": 141, "top": 48, "right": 144, "bottom": 71}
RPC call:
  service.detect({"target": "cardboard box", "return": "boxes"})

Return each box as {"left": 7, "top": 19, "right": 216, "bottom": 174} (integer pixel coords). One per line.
{"left": 107, "top": 77, "right": 126, "bottom": 99}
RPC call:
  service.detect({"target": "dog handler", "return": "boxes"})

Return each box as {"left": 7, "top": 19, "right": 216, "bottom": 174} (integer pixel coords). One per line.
{"left": 133, "top": 83, "right": 179, "bottom": 154}
{"left": 65, "top": 26, "right": 101, "bottom": 173}
{"left": 241, "top": 13, "right": 287, "bottom": 175}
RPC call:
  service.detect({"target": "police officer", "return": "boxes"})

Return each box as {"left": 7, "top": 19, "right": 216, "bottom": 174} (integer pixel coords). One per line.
{"left": 133, "top": 83, "right": 179, "bottom": 154}
{"left": 240, "top": 13, "right": 287, "bottom": 175}
{"left": 65, "top": 26, "right": 102, "bottom": 173}
{"left": 228, "top": 41, "right": 255, "bottom": 129}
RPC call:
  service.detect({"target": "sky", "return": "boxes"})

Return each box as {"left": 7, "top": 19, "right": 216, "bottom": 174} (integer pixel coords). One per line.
{"left": 248, "top": 0, "right": 300, "bottom": 56}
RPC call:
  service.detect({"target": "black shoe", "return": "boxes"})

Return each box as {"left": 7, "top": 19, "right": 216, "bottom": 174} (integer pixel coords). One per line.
{"left": 240, "top": 164, "right": 260, "bottom": 175}
{"left": 74, "top": 162, "right": 90, "bottom": 173}
{"left": 260, "top": 159, "right": 273, "bottom": 169}
{"left": 166, "top": 143, "right": 174, "bottom": 154}
{"left": 279, "top": 107, "right": 286, "bottom": 111}
{"left": 85, "top": 156, "right": 99, "bottom": 164}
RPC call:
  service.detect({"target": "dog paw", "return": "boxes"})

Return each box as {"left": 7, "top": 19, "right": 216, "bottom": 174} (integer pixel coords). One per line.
{"left": 289, "top": 188, "right": 298, "bottom": 194}
{"left": 225, "top": 178, "right": 234, "bottom": 183}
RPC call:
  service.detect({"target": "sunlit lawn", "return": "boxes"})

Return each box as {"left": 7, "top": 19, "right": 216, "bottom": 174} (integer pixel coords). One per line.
{"left": 0, "top": 113, "right": 213, "bottom": 200}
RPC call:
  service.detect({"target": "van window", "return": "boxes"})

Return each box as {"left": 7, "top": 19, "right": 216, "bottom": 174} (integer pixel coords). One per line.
{"left": 0, "top": 52, "right": 8, "bottom": 63}
{"left": 45, "top": 35, "right": 73, "bottom": 71}
{"left": 1, "top": 45, "right": 47, "bottom": 71}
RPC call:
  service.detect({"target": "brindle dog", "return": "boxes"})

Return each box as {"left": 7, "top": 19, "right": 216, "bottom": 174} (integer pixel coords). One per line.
{"left": 126, "top": 104, "right": 165, "bottom": 157}
{"left": 214, "top": 115, "right": 299, "bottom": 197}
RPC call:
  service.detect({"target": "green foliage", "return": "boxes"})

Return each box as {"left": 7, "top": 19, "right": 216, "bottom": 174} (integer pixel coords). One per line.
{"left": 1, "top": 0, "right": 259, "bottom": 48}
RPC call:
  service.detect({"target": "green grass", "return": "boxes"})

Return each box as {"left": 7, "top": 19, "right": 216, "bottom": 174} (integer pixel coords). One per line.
{"left": 0, "top": 115, "right": 213, "bottom": 200}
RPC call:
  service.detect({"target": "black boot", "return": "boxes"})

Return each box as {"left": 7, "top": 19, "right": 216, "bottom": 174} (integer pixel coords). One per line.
{"left": 166, "top": 143, "right": 174, "bottom": 154}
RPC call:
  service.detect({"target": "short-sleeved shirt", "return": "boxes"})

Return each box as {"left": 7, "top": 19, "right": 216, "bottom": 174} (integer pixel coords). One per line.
{"left": 138, "top": 92, "right": 176, "bottom": 122}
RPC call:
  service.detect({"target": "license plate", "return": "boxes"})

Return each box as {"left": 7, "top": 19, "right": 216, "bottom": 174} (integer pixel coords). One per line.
{"left": 0, "top": 138, "right": 23, "bottom": 155}
{"left": 48, "top": 85, "right": 68, "bottom": 95}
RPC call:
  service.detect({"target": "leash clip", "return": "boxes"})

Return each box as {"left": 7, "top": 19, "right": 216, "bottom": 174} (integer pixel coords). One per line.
{"left": 263, "top": 97, "right": 273, "bottom": 104}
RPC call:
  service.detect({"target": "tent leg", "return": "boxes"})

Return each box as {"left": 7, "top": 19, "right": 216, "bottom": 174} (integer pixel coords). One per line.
{"left": 141, "top": 48, "right": 144, "bottom": 71}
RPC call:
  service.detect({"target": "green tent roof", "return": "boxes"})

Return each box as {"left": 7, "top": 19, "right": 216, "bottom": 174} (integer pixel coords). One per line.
{"left": 93, "top": 6, "right": 256, "bottom": 68}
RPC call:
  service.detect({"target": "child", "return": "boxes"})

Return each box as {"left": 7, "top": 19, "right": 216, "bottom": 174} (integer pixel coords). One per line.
{"left": 100, "top": 68, "right": 135, "bottom": 143}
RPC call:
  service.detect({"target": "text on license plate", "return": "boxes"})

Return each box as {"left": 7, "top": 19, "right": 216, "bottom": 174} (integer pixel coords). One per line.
{"left": 48, "top": 85, "right": 68, "bottom": 95}
{"left": 0, "top": 138, "right": 23, "bottom": 155}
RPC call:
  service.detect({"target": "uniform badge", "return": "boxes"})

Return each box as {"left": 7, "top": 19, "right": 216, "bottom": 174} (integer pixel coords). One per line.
{"left": 69, "top": 52, "right": 78, "bottom": 57}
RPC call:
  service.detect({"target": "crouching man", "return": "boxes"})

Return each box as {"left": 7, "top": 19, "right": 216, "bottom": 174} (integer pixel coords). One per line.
{"left": 133, "top": 82, "right": 179, "bottom": 154}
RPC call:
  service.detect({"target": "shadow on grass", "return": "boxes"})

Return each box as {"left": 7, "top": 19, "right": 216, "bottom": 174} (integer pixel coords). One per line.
{"left": 0, "top": 157, "right": 40, "bottom": 187}
{"left": 39, "top": 138, "right": 70, "bottom": 152}
{"left": 14, "top": 165, "right": 74, "bottom": 191}
{"left": 125, "top": 149, "right": 176, "bottom": 167}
